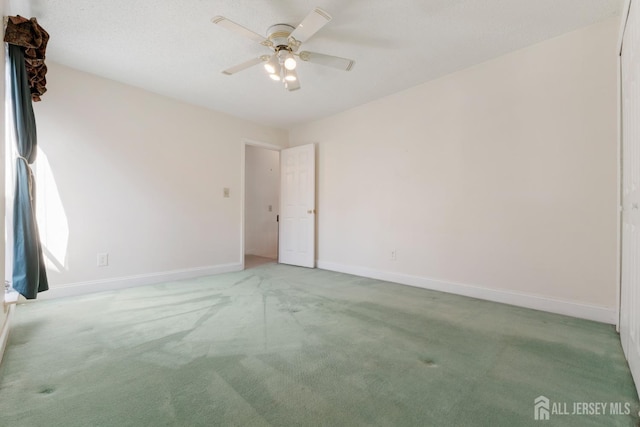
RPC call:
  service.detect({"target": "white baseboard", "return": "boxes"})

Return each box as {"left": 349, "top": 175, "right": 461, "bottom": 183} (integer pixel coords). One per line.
{"left": 0, "top": 304, "right": 15, "bottom": 366}
{"left": 39, "top": 263, "right": 244, "bottom": 300}
{"left": 317, "top": 260, "right": 617, "bottom": 324}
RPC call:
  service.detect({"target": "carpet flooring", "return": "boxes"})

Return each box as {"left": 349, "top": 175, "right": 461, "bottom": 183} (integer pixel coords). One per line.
{"left": 0, "top": 263, "right": 638, "bottom": 426}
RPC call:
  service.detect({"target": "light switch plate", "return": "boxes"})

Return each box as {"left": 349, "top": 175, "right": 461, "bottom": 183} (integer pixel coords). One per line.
{"left": 97, "top": 253, "right": 109, "bottom": 267}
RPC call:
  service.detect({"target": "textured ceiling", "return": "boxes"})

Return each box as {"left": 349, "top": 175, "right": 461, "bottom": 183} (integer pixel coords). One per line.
{"left": 8, "top": 0, "right": 623, "bottom": 130}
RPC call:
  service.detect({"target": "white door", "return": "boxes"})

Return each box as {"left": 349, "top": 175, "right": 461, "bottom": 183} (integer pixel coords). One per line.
{"left": 621, "top": 0, "right": 640, "bottom": 396}
{"left": 279, "top": 144, "right": 315, "bottom": 267}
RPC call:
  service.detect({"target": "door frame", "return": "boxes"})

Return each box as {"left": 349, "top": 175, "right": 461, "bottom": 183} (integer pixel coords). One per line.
{"left": 618, "top": 0, "right": 640, "bottom": 399}
{"left": 240, "top": 139, "right": 283, "bottom": 269}
{"left": 618, "top": 0, "right": 632, "bottom": 331}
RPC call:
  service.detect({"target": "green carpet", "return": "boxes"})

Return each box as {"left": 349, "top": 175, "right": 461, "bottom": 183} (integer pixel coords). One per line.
{"left": 0, "top": 263, "right": 638, "bottom": 426}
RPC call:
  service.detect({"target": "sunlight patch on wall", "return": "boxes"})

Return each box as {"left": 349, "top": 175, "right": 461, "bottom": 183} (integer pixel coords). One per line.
{"left": 35, "top": 147, "right": 68, "bottom": 273}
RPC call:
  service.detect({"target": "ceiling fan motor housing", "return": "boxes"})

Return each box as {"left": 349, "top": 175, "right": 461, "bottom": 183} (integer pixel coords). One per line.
{"left": 267, "top": 24, "right": 295, "bottom": 50}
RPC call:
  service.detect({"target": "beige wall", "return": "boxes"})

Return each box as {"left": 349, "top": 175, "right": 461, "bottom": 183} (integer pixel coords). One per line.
{"left": 33, "top": 63, "right": 287, "bottom": 292}
{"left": 290, "top": 18, "right": 619, "bottom": 321}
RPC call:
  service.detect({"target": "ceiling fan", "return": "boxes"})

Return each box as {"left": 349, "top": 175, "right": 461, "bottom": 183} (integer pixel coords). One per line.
{"left": 212, "top": 7, "right": 355, "bottom": 91}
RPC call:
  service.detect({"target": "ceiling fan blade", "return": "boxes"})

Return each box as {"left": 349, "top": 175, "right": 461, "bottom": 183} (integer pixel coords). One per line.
{"left": 298, "top": 51, "right": 355, "bottom": 71}
{"left": 222, "top": 56, "right": 268, "bottom": 75}
{"left": 212, "top": 16, "right": 269, "bottom": 45}
{"left": 289, "top": 8, "right": 332, "bottom": 43}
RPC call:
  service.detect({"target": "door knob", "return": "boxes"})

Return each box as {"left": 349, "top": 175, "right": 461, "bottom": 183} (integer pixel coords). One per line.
{"left": 307, "top": 209, "right": 316, "bottom": 214}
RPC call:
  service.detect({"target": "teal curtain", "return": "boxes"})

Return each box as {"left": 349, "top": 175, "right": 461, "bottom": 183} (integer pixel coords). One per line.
{"left": 9, "top": 44, "right": 48, "bottom": 299}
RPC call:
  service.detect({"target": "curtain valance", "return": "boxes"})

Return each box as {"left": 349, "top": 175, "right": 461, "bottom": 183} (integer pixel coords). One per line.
{"left": 4, "top": 15, "right": 49, "bottom": 101}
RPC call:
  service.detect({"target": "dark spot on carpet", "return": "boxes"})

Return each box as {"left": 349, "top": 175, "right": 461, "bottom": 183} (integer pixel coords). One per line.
{"left": 279, "top": 307, "right": 301, "bottom": 313}
{"left": 421, "top": 358, "right": 437, "bottom": 367}
{"left": 38, "top": 386, "right": 55, "bottom": 395}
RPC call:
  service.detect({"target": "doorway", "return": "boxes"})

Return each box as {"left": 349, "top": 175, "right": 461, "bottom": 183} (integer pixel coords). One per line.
{"left": 243, "top": 143, "right": 280, "bottom": 269}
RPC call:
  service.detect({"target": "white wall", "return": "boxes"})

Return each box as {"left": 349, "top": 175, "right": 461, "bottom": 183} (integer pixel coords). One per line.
{"left": 244, "top": 145, "right": 279, "bottom": 259}
{"left": 33, "top": 62, "right": 287, "bottom": 294}
{"left": 289, "top": 18, "right": 620, "bottom": 323}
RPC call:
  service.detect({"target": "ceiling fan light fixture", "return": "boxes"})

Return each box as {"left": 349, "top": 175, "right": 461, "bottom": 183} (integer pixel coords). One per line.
{"left": 284, "top": 53, "right": 297, "bottom": 70}
{"left": 264, "top": 54, "right": 280, "bottom": 74}
{"left": 276, "top": 49, "right": 297, "bottom": 71}
{"left": 284, "top": 68, "right": 298, "bottom": 82}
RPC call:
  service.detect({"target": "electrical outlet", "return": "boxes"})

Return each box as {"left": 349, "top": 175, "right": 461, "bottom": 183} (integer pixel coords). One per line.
{"left": 268, "top": 205, "right": 272, "bottom": 212}
{"left": 391, "top": 250, "right": 397, "bottom": 261}
{"left": 97, "top": 253, "right": 109, "bottom": 267}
